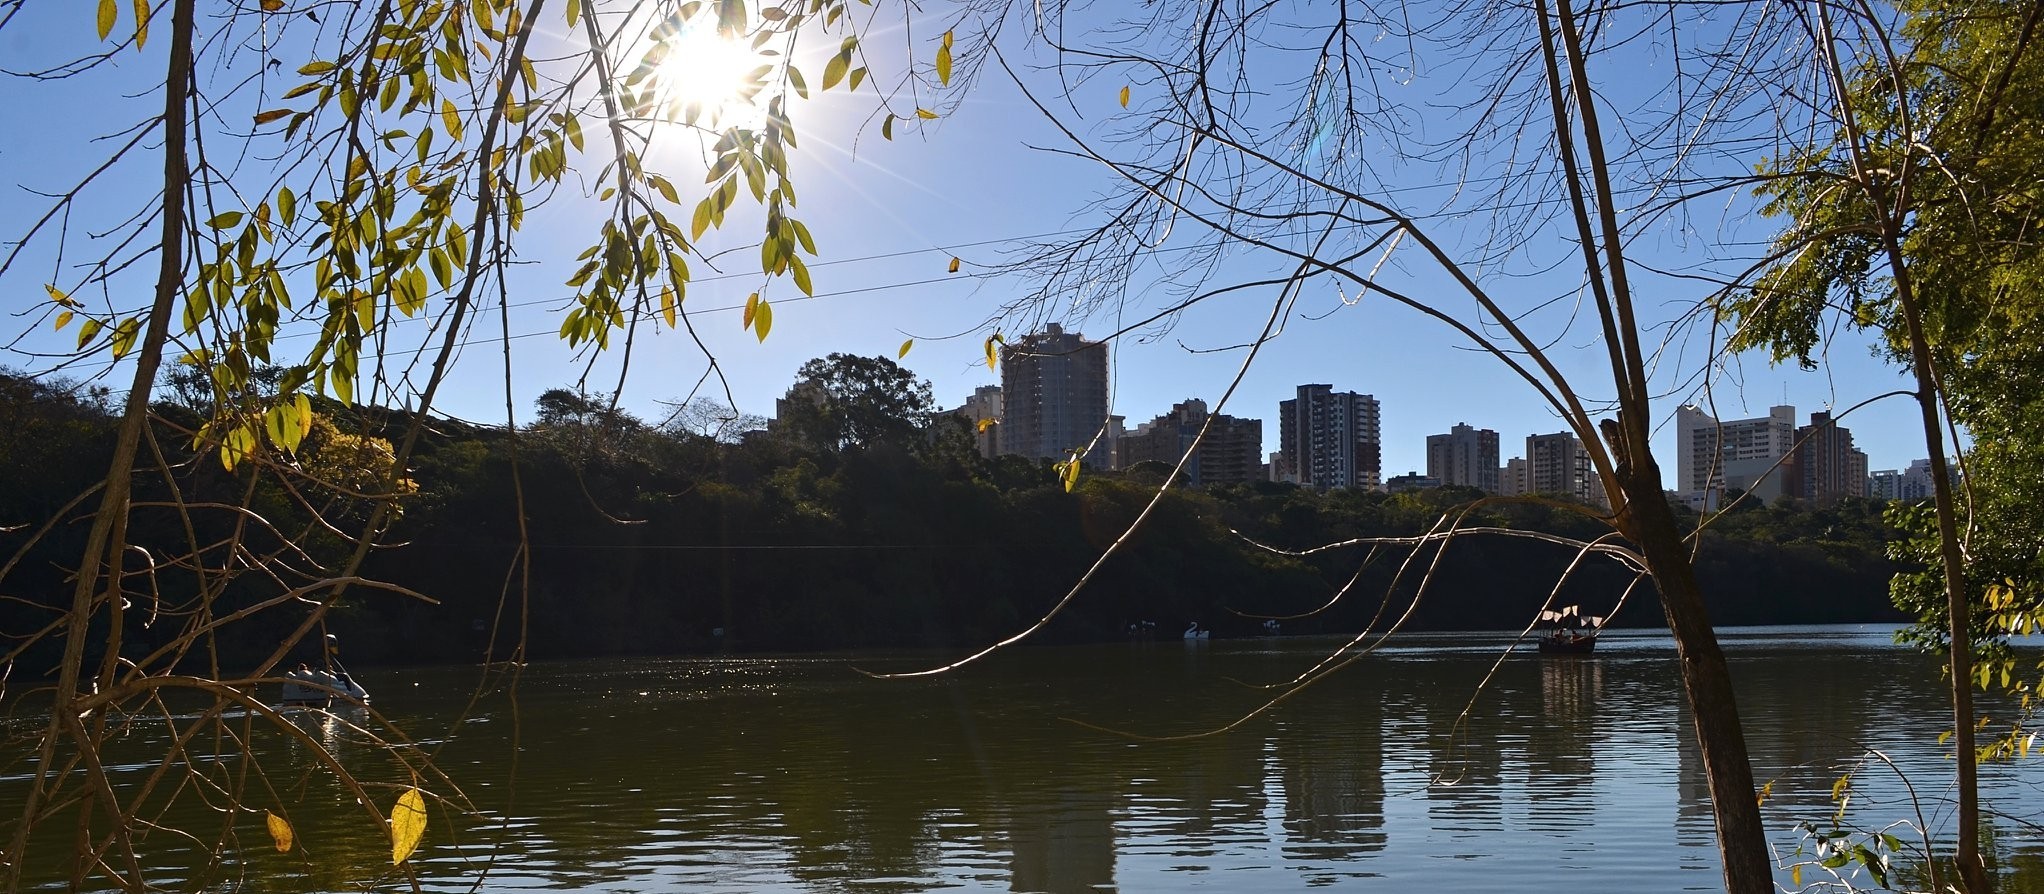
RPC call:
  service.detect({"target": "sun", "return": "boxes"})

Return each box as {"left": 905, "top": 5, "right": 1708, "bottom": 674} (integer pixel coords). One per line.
{"left": 646, "top": 21, "right": 774, "bottom": 129}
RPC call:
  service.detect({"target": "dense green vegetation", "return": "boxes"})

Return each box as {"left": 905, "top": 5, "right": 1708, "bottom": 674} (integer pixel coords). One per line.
{"left": 0, "top": 362, "right": 1906, "bottom": 672}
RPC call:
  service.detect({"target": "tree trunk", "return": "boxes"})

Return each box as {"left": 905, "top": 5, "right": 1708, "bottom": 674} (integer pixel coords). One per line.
{"left": 1624, "top": 461, "right": 1774, "bottom": 894}
{"left": 2, "top": 0, "right": 198, "bottom": 889}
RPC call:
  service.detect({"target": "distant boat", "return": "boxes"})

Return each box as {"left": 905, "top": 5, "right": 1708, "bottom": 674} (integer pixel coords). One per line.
{"left": 1537, "top": 606, "right": 1603, "bottom": 655}
{"left": 281, "top": 664, "right": 370, "bottom": 708}
{"left": 281, "top": 634, "right": 370, "bottom": 708}
{"left": 1184, "top": 621, "right": 1211, "bottom": 641}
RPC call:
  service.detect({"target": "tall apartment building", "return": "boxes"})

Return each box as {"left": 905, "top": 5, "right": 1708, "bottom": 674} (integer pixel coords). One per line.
{"left": 1526, "top": 432, "right": 1607, "bottom": 508}
{"left": 1426, "top": 423, "right": 1501, "bottom": 492}
{"left": 1898, "top": 459, "right": 1938, "bottom": 500}
{"left": 955, "top": 384, "right": 1004, "bottom": 459}
{"left": 1499, "top": 457, "right": 1528, "bottom": 496}
{"left": 1115, "top": 399, "right": 1264, "bottom": 486}
{"left": 999, "top": 324, "right": 1111, "bottom": 467}
{"left": 1276, "top": 385, "right": 1382, "bottom": 491}
{"left": 1789, "top": 410, "right": 1869, "bottom": 504}
{"left": 1675, "top": 404, "right": 1797, "bottom": 505}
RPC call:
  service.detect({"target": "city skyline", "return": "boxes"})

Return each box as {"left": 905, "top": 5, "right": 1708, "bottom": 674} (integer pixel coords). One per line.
{"left": 933, "top": 329, "right": 1926, "bottom": 501}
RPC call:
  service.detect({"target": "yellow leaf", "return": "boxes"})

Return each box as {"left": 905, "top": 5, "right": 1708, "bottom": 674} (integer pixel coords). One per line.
{"left": 742, "top": 292, "right": 759, "bottom": 330}
{"left": 916, "top": 108, "right": 939, "bottom": 120}
{"left": 1755, "top": 781, "right": 1772, "bottom": 807}
{"left": 897, "top": 338, "right": 912, "bottom": 358}
{"left": 132, "top": 0, "right": 148, "bottom": 47}
{"left": 983, "top": 333, "right": 1001, "bottom": 371}
{"left": 265, "top": 811, "right": 294, "bottom": 853}
{"left": 260, "top": 0, "right": 284, "bottom": 10}
{"left": 947, "top": 256, "right": 961, "bottom": 274}
{"left": 54, "top": 310, "right": 74, "bottom": 330}
{"left": 441, "top": 99, "right": 462, "bottom": 141}
{"left": 753, "top": 300, "right": 773, "bottom": 342}
{"left": 976, "top": 417, "right": 996, "bottom": 434}
{"left": 1119, "top": 85, "right": 1130, "bottom": 108}
{"left": 46, "top": 284, "right": 77, "bottom": 306}
{"left": 1791, "top": 865, "right": 1802, "bottom": 888}
{"left": 390, "top": 788, "right": 427, "bottom": 864}
{"left": 1058, "top": 459, "right": 1080, "bottom": 492}
{"left": 660, "top": 286, "right": 677, "bottom": 329}
{"left": 96, "top": 0, "right": 116, "bottom": 40}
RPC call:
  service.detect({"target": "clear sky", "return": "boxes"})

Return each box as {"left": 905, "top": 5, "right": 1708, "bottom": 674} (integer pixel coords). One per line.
{"left": 0, "top": 2, "right": 1937, "bottom": 486}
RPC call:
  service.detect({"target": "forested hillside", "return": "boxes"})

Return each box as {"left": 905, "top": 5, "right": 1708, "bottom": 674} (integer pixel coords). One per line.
{"left": 0, "top": 365, "right": 1906, "bottom": 670}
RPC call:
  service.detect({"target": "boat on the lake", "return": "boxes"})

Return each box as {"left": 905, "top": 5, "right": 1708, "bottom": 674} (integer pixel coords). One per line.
{"left": 1536, "top": 605, "right": 1603, "bottom": 654}
{"left": 281, "top": 634, "right": 370, "bottom": 708}
{"left": 281, "top": 664, "right": 369, "bottom": 708}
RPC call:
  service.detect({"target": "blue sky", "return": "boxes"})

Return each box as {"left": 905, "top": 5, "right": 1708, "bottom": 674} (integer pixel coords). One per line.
{"left": 0, "top": 2, "right": 1935, "bottom": 484}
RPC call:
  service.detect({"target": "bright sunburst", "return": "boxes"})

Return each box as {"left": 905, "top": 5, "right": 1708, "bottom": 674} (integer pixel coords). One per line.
{"left": 645, "top": 21, "right": 772, "bottom": 129}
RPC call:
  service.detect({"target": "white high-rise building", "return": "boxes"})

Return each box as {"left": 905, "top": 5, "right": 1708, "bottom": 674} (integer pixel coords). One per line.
{"left": 1000, "top": 324, "right": 1111, "bottom": 467}
{"left": 1676, "top": 404, "right": 1797, "bottom": 505}
{"left": 1526, "top": 432, "right": 1606, "bottom": 508}
{"left": 956, "top": 384, "right": 1004, "bottom": 459}
{"left": 1426, "top": 423, "right": 1501, "bottom": 493}
{"left": 1499, "top": 457, "right": 1528, "bottom": 496}
{"left": 1276, "top": 385, "right": 1382, "bottom": 491}
{"left": 1898, "top": 459, "right": 1938, "bottom": 501}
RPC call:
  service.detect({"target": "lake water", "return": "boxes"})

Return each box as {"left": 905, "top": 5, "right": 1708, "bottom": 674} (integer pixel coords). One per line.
{"left": 10, "top": 626, "right": 2044, "bottom": 892}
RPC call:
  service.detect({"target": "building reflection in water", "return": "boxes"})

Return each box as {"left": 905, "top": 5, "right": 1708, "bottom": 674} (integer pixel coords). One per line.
{"left": 1275, "top": 686, "right": 1387, "bottom": 863}
{"left": 1008, "top": 791, "right": 1116, "bottom": 894}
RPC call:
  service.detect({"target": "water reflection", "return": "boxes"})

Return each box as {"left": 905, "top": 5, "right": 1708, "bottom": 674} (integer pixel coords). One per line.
{"left": 9, "top": 629, "right": 2043, "bottom": 893}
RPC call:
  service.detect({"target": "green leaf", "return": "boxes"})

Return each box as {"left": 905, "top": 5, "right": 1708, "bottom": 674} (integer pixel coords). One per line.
{"left": 789, "top": 255, "right": 812, "bottom": 295}
{"left": 254, "top": 109, "right": 292, "bottom": 125}
{"left": 690, "top": 198, "right": 713, "bottom": 240}
{"left": 787, "top": 65, "right": 809, "bottom": 99}
{"left": 564, "top": 114, "right": 584, "bottom": 151}
{"left": 881, "top": 114, "right": 894, "bottom": 141}
{"left": 96, "top": 0, "right": 116, "bottom": 40}
{"left": 441, "top": 99, "right": 462, "bottom": 141}
{"left": 390, "top": 788, "right": 427, "bottom": 864}
{"left": 78, "top": 318, "right": 104, "bottom": 348}
{"left": 278, "top": 186, "right": 297, "bottom": 226}
{"left": 752, "top": 299, "right": 772, "bottom": 341}
{"left": 897, "top": 338, "right": 912, "bottom": 358}
{"left": 110, "top": 317, "right": 140, "bottom": 359}
{"left": 207, "top": 211, "right": 245, "bottom": 230}
{"left": 565, "top": 0, "right": 581, "bottom": 28}
{"left": 650, "top": 175, "right": 680, "bottom": 205}
{"left": 221, "top": 422, "right": 255, "bottom": 471}
{"left": 823, "top": 53, "right": 848, "bottom": 90}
